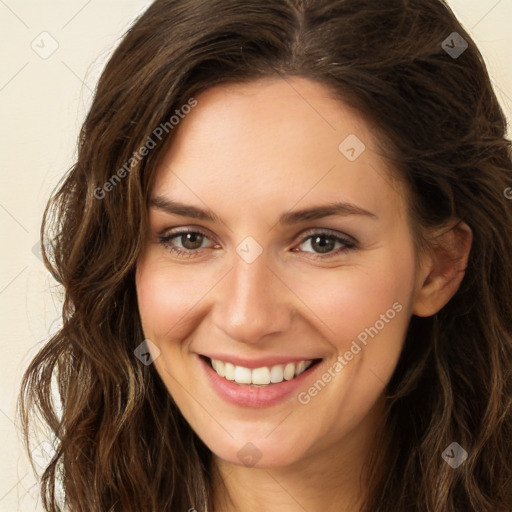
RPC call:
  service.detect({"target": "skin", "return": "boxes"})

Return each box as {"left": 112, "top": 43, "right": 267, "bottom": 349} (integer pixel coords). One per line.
{"left": 135, "top": 77, "right": 472, "bottom": 512}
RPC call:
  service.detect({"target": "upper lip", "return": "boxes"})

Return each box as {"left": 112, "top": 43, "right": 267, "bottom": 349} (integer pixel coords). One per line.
{"left": 199, "top": 353, "right": 322, "bottom": 369}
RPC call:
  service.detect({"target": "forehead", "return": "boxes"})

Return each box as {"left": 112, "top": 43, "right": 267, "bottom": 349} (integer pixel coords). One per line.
{"left": 151, "top": 77, "right": 405, "bottom": 222}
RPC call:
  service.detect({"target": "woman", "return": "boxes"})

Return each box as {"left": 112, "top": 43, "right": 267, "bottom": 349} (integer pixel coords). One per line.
{"left": 19, "top": 0, "right": 512, "bottom": 510}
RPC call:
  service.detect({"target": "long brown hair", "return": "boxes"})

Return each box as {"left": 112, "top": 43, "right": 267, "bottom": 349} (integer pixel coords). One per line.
{"left": 19, "top": 0, "right": 512, "bottom": 510}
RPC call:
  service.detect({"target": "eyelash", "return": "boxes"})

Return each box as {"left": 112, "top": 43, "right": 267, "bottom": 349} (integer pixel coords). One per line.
{"left": 157, "top": 228, "right": 357, "bottom": 260}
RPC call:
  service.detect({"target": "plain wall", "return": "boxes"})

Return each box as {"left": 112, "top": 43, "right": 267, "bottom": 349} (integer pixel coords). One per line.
{"left": 0, "top": 1, "right": 511, "bottom": 510}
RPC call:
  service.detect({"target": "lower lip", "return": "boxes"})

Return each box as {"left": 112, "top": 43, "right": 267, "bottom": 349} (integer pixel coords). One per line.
{"left": 198, "top": 355, "right": 322, "bottom": 408}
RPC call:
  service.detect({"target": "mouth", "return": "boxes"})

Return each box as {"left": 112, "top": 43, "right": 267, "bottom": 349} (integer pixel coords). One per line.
{"left": 200, "top": 355, "right": 323, "bottom": 387}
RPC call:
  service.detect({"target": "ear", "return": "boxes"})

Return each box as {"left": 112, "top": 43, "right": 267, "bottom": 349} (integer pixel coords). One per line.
{"left": 412, "top": 220, "right": 472, "bottom": 317}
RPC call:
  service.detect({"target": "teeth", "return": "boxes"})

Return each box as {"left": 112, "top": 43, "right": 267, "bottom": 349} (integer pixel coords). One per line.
{"left": 270, "top": 365, "right": 284, "bottom": 383}
{"left": 210, "top": 358, "right": 314, "bottom": 385}
{"left": 252, "top": 367, "right": 271, "bottom": 385}
{"left": 234, "top": 366, "right": 252, "bottom": 384}
{"left": 283, "top": 362, "right": 295, "bottom": 381}
{"left": 224, "top": 362, "right": 235, "bottom": 381}
{"left": 295, "top": 361, "right": 306, "bottom": 376}
{"left": 214, "top": 359, "right": 225, "bottom": 377}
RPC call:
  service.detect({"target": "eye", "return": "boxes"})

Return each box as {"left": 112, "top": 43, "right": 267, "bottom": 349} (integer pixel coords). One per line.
{"left": 158, "top": 228, "right": 217, "bottom": 258}
{"left": 293, "top": 230, "right": 357, "bottom": 259}
{"left": 157, "top": 227, "right": 357, "bottom": 260}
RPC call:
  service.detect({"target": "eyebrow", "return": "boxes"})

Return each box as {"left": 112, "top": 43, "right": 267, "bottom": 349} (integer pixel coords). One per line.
{"left": 149, "top": 196, "right": 378, "bottom": 224}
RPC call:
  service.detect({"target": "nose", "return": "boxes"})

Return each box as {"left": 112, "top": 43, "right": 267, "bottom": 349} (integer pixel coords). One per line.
{"left": 210, "top": 253, "right": 293, "bottom": 344}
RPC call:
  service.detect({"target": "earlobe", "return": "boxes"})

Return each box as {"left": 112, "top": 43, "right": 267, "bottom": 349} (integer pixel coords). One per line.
{"left": 412, "top": 220, "right": 472, "bottom": 317}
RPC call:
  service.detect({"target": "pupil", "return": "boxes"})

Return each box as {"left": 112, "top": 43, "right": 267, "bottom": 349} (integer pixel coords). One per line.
{"left": 182, "top": 233, "right": 203, "bottom": 249}
{"left": 313, "top": 235, "right": 334, "bottom": 253}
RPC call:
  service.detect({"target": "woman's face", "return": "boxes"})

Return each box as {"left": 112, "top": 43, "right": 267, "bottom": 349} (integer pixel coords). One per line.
{"left": 136, "top": 77, "right": 424, "bottom": 468}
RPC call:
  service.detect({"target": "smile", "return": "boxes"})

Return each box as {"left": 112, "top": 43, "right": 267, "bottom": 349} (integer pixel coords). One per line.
{"left": 208, "top": 357, "right": 315, "bottom": 386}
{"left": 197, "top": 354, "right": 324, "bottom": 407}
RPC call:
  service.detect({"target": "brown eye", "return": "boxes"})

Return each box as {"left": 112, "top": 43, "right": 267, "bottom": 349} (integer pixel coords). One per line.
{"left": 158, "top": 229, "right": 216, "bottom": 258}
{"left": 179, "top": 232, "right": 205, "bottom": 250}
{"left": 308, "top": 235, "right": 337, "bottom": 254}
{"left": 294, "top": 230, "right": 357, "bottom": 259}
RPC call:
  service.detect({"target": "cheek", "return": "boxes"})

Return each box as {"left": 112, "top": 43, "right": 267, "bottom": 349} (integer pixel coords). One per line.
{"left": 288, "top": 249, "right": 416, "bottom": 431}
{"left": 292, "top": 242, "right": 416, "bottom": 355}
{"left": 135, "top": 255, "right": 210, "bottom": 341}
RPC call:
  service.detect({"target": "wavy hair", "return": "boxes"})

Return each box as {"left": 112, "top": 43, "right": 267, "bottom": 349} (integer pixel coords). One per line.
{"left": 18, "top": 0, "right": 512, "bottom": 510}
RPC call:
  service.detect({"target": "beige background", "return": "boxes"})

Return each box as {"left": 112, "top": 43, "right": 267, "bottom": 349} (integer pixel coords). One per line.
{"left": 0, "top": 1, "right": 511, "bottom": 510}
